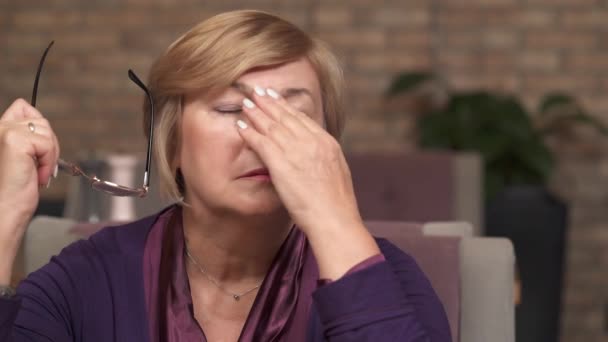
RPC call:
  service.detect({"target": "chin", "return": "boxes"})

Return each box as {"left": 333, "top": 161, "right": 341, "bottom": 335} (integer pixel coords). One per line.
{"left": 186, "top": 186, "right": 286, "bottom": 218}
{"left": 234, "top": 199, "right": 286, "bottom": 216}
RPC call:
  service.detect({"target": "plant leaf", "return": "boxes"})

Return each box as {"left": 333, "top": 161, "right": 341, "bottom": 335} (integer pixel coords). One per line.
{"left": 385, "top": 72, "right": 435, "bottom": 97}
{"left": 538, "top": 93, "right": 578, "bottom": 115}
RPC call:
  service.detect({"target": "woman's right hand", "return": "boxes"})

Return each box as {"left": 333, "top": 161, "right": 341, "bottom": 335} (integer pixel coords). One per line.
{"left": 0, "top": 99, "right": 60, "bottom": 283}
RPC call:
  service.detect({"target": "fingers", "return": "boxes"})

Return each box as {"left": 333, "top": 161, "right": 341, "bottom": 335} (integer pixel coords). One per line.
{"left": 4, "top": 118, "right": 60, "bottom": 186}
{"left": 30, "top": 132, "right": 58, "bottom": 187}
{"left": 1, "top": 100, "right": 60, "bottom": 185}
{"left": 241, "top": 97, "right": 292, "bottom": 147}
{"left": 235, "top": 119, "right": 282, "bottom": 169}
{"left": 4, "top": 128, "right": 57, "bottom": 186}
{"left": 27, "top": 118, "right": 61, "bottom": 181}
{"left": 262, "top": 88, "right": 325, "bottom": 134}
{"left": 247, "top": 87, "right": 325, "bottom": 137}
{"left": 237, "top": 86, "right": 332, "bottom": 172}
{"left": 0, "top": 99, "right": 44, "bottom": 122}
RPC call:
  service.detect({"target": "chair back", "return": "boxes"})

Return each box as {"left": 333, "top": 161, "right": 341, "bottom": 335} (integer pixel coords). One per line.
{"left": 349, "top": 151, "right": 483, "bottom": 234}
{"left": 366, "top": 220, "right": 515, "bottom": 342}
{"left": 366, "top": 221, "right": 461, "bottom": 342}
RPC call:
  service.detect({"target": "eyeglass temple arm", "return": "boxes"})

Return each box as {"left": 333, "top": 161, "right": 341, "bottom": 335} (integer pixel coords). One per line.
{"left": 31, "top": 41, "right": 54, "bottom": 107}
{"left": 128, "top": 70, "right": 154, "bottom": 191}
{"left": 57, "top": 158, "right": 81, "bottom": 176}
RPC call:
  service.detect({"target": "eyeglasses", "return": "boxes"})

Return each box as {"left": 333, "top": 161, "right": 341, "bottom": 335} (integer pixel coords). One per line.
{"left": 32, "top": 41, "right": 154, "bottom": 197}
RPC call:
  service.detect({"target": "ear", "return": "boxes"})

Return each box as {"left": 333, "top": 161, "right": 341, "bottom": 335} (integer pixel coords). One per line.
{"left": 175, "top": 168, "right": 186, "bottom": 195}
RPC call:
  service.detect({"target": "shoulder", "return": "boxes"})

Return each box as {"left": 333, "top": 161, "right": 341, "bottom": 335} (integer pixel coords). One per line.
{"left": 14, "top": 209, "right": 174, "bottom": 341}
{"left": 18, "top": 206, "right": 174, "bottom": 305}
{"left": 23, "top": 205, "right": 174, "bottom": 287}
{"left": 84, "top": 208, "right": 168, "bottom": 256}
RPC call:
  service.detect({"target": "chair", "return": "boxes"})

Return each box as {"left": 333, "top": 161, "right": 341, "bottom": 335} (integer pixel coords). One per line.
{"left": 14, "top": 216, "right": 115, "bottom": 278}
{"left": 366, "top": 220, "right": 515, "bottom": 342}
{"left": 18, "top": 216, "right": 78, "bottom": 276}
{"left": 348, "top": 151, "right": 484, "bottom": 234}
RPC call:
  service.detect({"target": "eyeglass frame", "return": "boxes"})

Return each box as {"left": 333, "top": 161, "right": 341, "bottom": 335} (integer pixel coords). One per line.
{"left": 31, "top": 41, "right": 154, "bottom": 197}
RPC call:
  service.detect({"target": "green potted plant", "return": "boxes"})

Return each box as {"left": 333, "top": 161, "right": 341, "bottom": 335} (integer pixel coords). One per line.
{"left": 385, "top": 72, "right": 608, "bottom": 200}
{"left": 385, "top": 71, "right": 608, "bottom": 342}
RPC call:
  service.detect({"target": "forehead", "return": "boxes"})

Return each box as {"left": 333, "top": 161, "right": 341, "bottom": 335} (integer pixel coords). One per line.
{"left": 238, "top": 57, "right": 321, "bottom": 96}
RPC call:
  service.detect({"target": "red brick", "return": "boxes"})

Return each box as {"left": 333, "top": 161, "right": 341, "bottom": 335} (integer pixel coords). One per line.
{"left": 482, "top": 30, "right": 518, "bottom": 49}
{"left": 443, "top": 31, "right": 482, "bottom": 47}
{"left": 387, "top": 32, "right": 431, "bottom": 48}
{"left": 314, "top": 7, "right": 353, "bottom": 27}
{"left": 525, "top": 31, "right": 597, "bottom": 49}
{"left": 528, "top": 0, "right": 600, "bottom": 6}
{"left": 352, "top": 52, "right": 388, "bottom": 71}
{"left": 560, "top": 11, "right": 608, "bottom": 28}
{"left": 437, "top": 11, "right": 485, "bottom": 28}
{"left": 437, "top": 51, "right": 481, "bottom": 70}
{"left": 443, "top": 29, "right": 519, "bottom": 49}
{"left": 352, "top": 51, "right": 430, "bottom": 72}
{"left": 519, "top": 51, "right": 561, "bottom": 71}
{"left": 439, "top": 8, "right": 553, "bottom": 29}
{"left": 523, "top": 75, "right": 599, "bottom": 93}
{"left": 486, "top": 9, "right": 522, "bottom": 26}
{"left": 11, "top": 10, "right": 83, "bottom": 31}
{"left": 370, "top": 8, "right": 430, "bottom": 27}
{"left": 483, "top": 52, "right": 517, "bottom": 70}
{"left": 61, "top": 31, "right": 120, "bottom": 50}
{"left": 565, "top": 53, "right": 608, "bottom": 72}
{"left": 318, "top": 29, "right": 386, "bottom": 49}
{"left": 83, "top": 11, "right": 146, "bottom": 28}
{"left": 347, "top": 74, "right": 390, "bottom": 94}
{"left": 516, "top": 9, "right": 557, "bottom": 27}
{"left": 441, "top": 0, "right": 516, "bottom": 7}
{"left": 387, "top": 52, "right": 432, "bottom": 71}
{"left": 449, "top": 73, "right": 520, "bottom": 92}
{"left": 4, "top": 33, "right": 53, "bottom": 52}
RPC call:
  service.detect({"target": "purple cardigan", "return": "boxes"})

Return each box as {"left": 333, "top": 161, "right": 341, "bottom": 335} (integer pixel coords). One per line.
{"left": 0, "top": 211, "right": 451, "bottom": 341}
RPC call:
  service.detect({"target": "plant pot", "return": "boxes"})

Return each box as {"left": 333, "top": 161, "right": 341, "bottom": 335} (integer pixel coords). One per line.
{"left": 485, "top": 185, "right": 567, "bottom": 342}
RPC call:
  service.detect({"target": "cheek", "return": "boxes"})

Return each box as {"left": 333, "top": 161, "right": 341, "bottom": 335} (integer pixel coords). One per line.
{"left": 312, "top": 110, "right": 325, "bottom": 128}
{"left": 311, "top": 100, "right": 325, "bottom": 127}
{"left": 178, "top": 115, "right": 243, "bottom": 171}
{"left": 316, "top": 112, "right": 325, "bottom": 127}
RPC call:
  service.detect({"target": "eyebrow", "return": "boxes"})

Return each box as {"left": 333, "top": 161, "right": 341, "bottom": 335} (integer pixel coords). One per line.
{"left": 230, "top": 82, "right": 314, "bottom": 101}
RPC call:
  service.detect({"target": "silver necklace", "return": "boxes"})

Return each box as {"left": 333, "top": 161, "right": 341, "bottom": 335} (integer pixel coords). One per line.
{"left": 185, "top": 249, "right": 262, "bottom": 301}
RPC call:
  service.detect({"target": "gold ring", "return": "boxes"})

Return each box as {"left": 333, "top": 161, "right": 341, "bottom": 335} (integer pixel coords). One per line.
{"left": 27, "top": 122, "right": 36, "bottom": 133}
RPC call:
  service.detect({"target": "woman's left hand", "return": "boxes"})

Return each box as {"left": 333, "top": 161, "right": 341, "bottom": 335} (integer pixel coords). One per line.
{"left": 236, "top": 88, "right": 360, "bottom": 235}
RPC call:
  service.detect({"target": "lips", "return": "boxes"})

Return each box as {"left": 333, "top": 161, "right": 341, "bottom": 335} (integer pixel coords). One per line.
{"left": 239, "top": 168, "right": 270, "bottom": 178}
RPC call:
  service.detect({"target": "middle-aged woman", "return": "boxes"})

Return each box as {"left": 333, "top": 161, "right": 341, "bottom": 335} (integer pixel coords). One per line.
{"left": 0, "top": 10, "right": 451, "bottom": 341}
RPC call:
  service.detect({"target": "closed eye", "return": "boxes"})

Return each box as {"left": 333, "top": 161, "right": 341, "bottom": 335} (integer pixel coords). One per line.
{"left": 215, "top": 105, "right": 243, "bottom": 114}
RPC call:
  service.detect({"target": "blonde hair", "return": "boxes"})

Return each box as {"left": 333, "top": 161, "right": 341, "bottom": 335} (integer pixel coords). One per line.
{"left": 144, "top": 10, "right": 345, "bottom": 202}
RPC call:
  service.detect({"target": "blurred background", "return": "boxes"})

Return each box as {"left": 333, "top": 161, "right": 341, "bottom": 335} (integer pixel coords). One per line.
{"left": 2, "top": 0, "right": 608, "bottom": 341}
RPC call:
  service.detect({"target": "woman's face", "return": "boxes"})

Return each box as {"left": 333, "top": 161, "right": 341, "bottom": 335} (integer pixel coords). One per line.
{"left": 177, "top": 57, "right": 324, "bottom": 216}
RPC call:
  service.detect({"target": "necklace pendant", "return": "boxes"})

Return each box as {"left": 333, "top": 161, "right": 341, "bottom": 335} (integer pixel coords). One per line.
{"left": 233, "top": 294, "right": 240, "bottom": 301}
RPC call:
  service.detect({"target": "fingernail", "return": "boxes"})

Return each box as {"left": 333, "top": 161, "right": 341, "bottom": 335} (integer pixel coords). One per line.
{"left": 254, "top": 86, "right": 266, "bottom": 96}
{"left": 53, "top": 164, "right": 58, "bottom": 178}
{"left": 236, "top": 120, "right": 248, "bottom": 129}
{"left": 243, "top": 98, "right": 256, "bottom": 109}
{"left": 267, "top": 88, "right": 280, "bottom": 99}
{"left": 46, "top": 178, "right": 52, "bottom": 188}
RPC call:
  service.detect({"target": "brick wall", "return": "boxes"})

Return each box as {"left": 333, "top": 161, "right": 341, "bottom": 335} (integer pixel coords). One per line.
{"left": 1, "top": 0, "right": 607, "bottom": 340}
